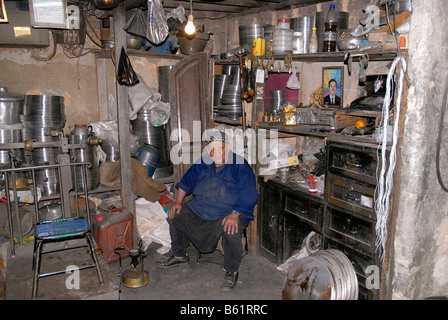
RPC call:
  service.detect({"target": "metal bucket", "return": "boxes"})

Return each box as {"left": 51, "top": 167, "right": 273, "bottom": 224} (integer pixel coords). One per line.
{"left": 134, "top": 143, "right": 160, "bottom": 178}
{"left": 131, "top": 110, "right": 172, "bottom": 179}
{"left": 282, "top": 249, "right": 358, "bottom": 300}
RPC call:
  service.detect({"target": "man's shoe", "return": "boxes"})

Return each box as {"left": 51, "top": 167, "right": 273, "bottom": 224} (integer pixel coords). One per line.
{"left": 221, "top": 271, "right": 238, "bottom": 291}
{"left": 158, "top": 255, "right": 190, "bottom": 268}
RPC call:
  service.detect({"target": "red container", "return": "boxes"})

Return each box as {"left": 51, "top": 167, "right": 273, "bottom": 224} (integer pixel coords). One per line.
{"left": 92, "top": 208, "right": 134, "bottom": 263}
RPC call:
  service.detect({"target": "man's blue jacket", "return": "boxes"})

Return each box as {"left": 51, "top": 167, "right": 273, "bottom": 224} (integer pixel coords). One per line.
{"left": 176, "top": 151, "right": 258, "bottom": 225}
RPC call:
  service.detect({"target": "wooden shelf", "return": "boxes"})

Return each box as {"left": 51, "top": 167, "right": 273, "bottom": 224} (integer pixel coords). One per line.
{"left": 257, "top": 122, "right": 385, "bottom": 145}
{"left": 213, "top": 49, "right": 402, "bottom": 64}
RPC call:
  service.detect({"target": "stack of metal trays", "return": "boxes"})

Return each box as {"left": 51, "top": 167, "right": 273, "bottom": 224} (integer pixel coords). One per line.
{"left": 0, "top": 87, "right": 25, "bottom": 169}
{"left": 291, "top": 16, "right": 315, "bottom": 53}
{"left": 21, "top": 94, "right": 65, "bottom": 196}
{"left": 219, "top": 84, "right": 242, "bottom": 121}
{"left": 131, "top": 109, "right": 173, "bottom": 179}
{"left": 239, "top": 24, "right": 270, "bottom": 50}
{"left": 213, "top": 74, "right": 233, "bottom": 116}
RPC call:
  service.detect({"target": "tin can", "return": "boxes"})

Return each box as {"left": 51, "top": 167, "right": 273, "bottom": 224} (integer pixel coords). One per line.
{"left": 253, "top": 38, "right": 266, "bottom": 56}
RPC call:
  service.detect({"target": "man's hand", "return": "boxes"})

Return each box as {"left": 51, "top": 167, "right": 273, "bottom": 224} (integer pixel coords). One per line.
{"left": 222, "top": 212, "right": 239, "bottom": 235}
{"left": 168, "top": 203, "right": 182, "bottom": 219}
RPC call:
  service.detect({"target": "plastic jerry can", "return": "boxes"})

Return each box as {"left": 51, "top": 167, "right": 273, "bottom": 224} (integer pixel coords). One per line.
{"left": 92, "top": 208, "right": 134, "bottom": 263}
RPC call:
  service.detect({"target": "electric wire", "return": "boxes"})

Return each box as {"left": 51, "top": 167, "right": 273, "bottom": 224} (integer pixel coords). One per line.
{"left": 436, "top": 75, "right": 448, "bottom": 192}
{"left": 374, "top": 56, "right": 407, "bottom": 261}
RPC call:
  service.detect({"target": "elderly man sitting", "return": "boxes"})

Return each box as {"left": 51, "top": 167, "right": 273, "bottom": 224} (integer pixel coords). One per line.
{"left": 158, "top": 131, "right": 258, "bottom": 291}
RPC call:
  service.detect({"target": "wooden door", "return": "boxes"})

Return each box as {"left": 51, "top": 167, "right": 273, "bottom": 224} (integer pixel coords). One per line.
{"left": 169, "top": 52, "right": 212, "bottom": 185}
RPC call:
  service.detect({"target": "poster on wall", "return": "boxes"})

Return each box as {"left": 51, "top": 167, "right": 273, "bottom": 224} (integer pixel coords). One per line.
{"left": 322, "top": 66, "right": 344, "bottom": 108}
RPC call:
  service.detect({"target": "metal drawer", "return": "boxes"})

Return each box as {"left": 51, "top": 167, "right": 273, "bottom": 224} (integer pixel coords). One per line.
{"left": 327, "top": 143, "right": 385, "bottom": 186}
{"left": 326, "top": 174, "right": 376, "bottom": 220}
{"left": 283, "top": 193, "right": 323, "bottom": 230}
{"left": 324, "top": 206, "right": 377, "bottom": 255}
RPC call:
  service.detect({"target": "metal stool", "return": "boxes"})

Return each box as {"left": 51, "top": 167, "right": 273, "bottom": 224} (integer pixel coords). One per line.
{"left": 32, "top": 217, "right": 104, "bottom": 299}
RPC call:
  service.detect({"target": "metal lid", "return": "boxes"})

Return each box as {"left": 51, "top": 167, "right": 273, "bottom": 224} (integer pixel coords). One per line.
{"left": 0, "top": 87, "right": 24, "bottom": 102}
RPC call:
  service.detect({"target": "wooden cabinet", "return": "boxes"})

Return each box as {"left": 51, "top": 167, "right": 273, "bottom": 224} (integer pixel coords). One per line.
{"left": 257, "top": 177, "right": 324, "bottom": 264}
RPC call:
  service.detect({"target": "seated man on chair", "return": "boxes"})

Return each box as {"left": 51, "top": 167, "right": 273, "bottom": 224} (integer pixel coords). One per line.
{"left": 158, "top": 131, "right": 258, "bottom": 291}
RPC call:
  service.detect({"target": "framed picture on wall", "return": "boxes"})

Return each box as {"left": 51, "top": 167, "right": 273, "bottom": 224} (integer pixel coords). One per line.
{"left": 0, "top": 0, "right": 8, "bottom": 23}
{"left": 322, "top": 66, "right": 343, "bottom": 107}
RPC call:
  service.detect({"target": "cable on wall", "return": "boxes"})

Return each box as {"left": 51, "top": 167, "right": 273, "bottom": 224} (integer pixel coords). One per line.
{"left": 374, "top": 56, "right": 407, "bottom": 261}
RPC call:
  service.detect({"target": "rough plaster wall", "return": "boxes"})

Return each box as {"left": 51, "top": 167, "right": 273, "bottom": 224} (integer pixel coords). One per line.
{"left": 392, "top": 0, "right": 448, "bottom": 299}
{"left": 0, "top": 21, "right": 100, "bottom": 131}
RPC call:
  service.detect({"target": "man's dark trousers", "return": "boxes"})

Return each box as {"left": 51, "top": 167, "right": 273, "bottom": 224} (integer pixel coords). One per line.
{"left": 168, "top": 204, "right": 247, "bottom": 273}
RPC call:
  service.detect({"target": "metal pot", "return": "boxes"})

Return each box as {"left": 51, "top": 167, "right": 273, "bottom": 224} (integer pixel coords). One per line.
{"left": 0, "top": 87, "right": 24, "bottom": 125}
{"left": 178, "top": 36, "right": 208, "bottom": 55}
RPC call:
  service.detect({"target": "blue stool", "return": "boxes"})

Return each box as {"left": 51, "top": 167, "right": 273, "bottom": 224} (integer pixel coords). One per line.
{"left": 32, "top": 217, "right": 104, "bottom": 299}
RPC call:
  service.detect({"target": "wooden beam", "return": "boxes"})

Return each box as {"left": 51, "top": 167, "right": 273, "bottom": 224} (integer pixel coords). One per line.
{"left": 113, "top": 2, "right": 136, "bottom": 244}
{"left": 218, "top": 0, "right": 333, "bottom": 19}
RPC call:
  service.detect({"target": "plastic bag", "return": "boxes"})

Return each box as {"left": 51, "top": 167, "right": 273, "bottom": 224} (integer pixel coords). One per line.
{"left": 124, "top": 8, "right": 147, "bottom": 39}
{"left": 117, "top": 47, "right": 139, "bottom": 86}
{"left": 286, "top": 68, "right": 300, "bottom": 90}
{"left": 166, "top": 6, "right": 186, "bottom": 23}
{"left": 146, "top": 0, "right": 169, "bottom": 45}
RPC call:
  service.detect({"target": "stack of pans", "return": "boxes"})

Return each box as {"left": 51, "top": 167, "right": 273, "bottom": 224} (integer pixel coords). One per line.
{"left": 213, "top": 74, "right": 232, "bottom": 117}
{"left": 68, "top": 124, "right": 99, "bottom": 192}
{"left": 239, "top": 24, "right": 271, "bottom": 50}
{"left": 219, "top": 84, "right": 242, "bottom": 121}
{"left": 290, "top": 16, "right": 315, "bottom": 53}
{"left": 0, "top": 87, "right": 24, "bottom": 170}
{"left": 21, "top": 94, "right": 65, "bottom": 196}
{"left": 131, "top": 109, "right": 173, "bottom": 179}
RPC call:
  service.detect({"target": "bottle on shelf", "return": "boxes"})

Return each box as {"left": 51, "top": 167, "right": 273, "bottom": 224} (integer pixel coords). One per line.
{"left": 323, "top": 4, "right": 338, "bottom": 52}
{"left": 309, "top": 27, "right": 318, "bottom": 53}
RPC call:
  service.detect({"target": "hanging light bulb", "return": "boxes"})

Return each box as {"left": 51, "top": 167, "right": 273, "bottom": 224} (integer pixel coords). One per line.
{"left": 184, "top": 0, "right": 196, "bottom": 37}
{"left": 185, "top": 14, "right": 196, "bottom": 36}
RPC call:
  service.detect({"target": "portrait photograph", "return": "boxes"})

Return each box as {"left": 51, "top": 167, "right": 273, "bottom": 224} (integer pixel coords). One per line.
{"left": 322, "top": 66, "right": 343, "bottom": 107}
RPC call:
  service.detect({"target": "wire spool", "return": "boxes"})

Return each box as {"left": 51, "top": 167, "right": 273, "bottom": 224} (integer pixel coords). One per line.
{"left": 282, "top": 249, "right": 358, "bottom": 300}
